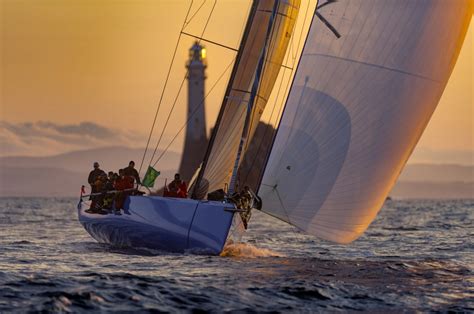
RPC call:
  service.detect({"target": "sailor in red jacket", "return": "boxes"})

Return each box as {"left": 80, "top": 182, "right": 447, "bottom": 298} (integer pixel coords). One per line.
{"left": 114, "top": 169, "right": 134, "bottom": 210}
{"left": 167, "top": 173, "right": 187, "bottom": 198}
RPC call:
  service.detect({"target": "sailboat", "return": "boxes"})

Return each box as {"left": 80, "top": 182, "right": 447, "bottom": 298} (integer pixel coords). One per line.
{"left": 78, "top": 0, "right": 472, "bottom": 254}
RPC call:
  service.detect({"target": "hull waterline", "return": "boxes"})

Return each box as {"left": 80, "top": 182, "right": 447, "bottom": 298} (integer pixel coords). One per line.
{"left": 78, "top": 195, "right": 236, "bottom": 255}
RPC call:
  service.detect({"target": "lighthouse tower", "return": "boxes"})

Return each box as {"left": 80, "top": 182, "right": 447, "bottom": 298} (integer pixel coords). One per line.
{"left": 178, "top": 41, "right": 208, "bottom": 182}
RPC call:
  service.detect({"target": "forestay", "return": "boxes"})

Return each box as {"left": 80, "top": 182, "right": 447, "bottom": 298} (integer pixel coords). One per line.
{"left": 193, "top": 0, "right": 300, "bottom": 198}
{"left": 259, "top": 0, "right": 472, "bottom": 243}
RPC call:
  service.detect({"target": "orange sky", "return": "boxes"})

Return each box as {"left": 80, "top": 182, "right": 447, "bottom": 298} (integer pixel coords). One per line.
{"left": 1, "top": 0, "right": 473, "bottom": 163}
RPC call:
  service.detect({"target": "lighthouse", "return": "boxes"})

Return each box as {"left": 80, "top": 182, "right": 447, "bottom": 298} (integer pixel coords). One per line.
{"left": 178, "top": 41, "right": 209, "bottom": 182}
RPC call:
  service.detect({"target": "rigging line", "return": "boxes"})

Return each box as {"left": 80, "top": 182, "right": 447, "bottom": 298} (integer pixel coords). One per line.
{"left": 260, "top": 183, "right": 301, "bottom": 235}
{"left": 148, "top": 0, "right": 217, "bottom": 167}
{"left": 274, "top": 186, "right": 292, "bottom": 226}
{"left": 138, "top": 1, "right": 194, "bottom": 176}
{"left": 147, "top": 0, "right": 217, "bottom": 169}
{"left": 152, "top": 58, "right": 235, "bottom": 166}
{"left": 316, "top": 0, "right": 337, "bottom": 11}
{"left": 183, "top": 0, "right": 207, "bottom": 29}
{"left": 147, "top": 74, "right": 187, "bottom": 168}
{"left": 181, "top": 32, "right": 238, "bottom": 52}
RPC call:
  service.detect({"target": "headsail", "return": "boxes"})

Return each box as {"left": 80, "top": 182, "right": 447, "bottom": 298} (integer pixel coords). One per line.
{"left": 259, "top": 0, "right": 472, "bottom": 243}
{"left": 192, "top": 0, "right": 300, "bottom": 198}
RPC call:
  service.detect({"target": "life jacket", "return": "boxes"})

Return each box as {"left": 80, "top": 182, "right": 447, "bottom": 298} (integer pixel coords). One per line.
{"left": 115, "top": 176, "right": 134, "bottom": 190}
{"left": 166, "top": 180, "right": 187, "bottom": 198}
{"left": 177, "top": 181, "right": 188, "bottom": 198}
{"left": 123, "top": 176, "right": 134, "bottom": 189}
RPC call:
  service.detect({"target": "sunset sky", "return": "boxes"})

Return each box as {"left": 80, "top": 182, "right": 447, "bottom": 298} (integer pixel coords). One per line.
{"left": 1, "top": 0, "right": 472, "bottom": 164}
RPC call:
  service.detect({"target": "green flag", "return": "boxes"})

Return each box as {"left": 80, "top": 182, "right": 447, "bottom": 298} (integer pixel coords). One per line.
{"left": 142, "top": 166, "right": 160, "bottom": 188}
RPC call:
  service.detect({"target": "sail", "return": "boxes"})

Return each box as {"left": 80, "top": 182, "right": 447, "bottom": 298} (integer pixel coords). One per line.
{"left": 193, "top": 0, "right": 300, "bottom": 198}
{"left": 259, "top": 0, "right": 472, "bottom": 243}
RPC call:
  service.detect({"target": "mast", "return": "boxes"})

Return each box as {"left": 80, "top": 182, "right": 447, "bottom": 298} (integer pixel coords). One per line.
{"left": 191, "top": 0, "right": 259, "bottom": 199}
{"left": 228, "top": 0, "right": 279, "bottom": 195}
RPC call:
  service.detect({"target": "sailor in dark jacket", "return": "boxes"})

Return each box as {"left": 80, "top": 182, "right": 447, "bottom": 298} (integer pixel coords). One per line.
{"left": 87, "top": 162, "right": 106, "bottom": 212}
{"left": 123, "top": 160, "right": 141, "bottom": 185}
{"left": 88, "top": 162, "right": 106, "bottom": 193}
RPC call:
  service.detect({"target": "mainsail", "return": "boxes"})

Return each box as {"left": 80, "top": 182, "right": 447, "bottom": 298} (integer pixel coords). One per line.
{"left": 192, "top": 0, "right": 300, "bottom": 198}
{"left": 259, "top": 0, "right": 472, "bottom": 243}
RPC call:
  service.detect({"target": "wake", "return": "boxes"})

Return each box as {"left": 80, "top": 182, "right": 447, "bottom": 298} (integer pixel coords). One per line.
{"left": 220, "top": 242, "right": 283, "bottom": 258}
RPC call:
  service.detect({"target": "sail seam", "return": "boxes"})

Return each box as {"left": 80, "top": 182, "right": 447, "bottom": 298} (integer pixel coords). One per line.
{"left": 306, "top": 53, "right": 440, "bottom": 83}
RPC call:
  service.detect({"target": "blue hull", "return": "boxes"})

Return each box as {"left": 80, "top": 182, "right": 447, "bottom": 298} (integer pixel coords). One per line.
{"left": 78, "top": 196, "right": 235, "bottom": 255}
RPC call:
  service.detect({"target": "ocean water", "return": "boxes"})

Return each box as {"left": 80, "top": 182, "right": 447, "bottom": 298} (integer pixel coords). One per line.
{"left": 0, "top": 198, "right": 472, "bottom": 312}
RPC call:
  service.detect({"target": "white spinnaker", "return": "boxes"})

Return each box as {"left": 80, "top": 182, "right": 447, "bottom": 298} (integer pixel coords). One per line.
{"left": 259, "top": 0, "right": 472, "bottom": 243}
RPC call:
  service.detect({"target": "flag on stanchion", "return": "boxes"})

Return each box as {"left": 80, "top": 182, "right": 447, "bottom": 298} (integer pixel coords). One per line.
{"left": 142, "top": 166, "right": 160, "bottom": 188}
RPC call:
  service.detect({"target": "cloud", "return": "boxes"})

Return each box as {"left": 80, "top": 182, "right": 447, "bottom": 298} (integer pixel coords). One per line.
{"left": 36, "top": 121, "right": 117, "bottom": 138}
{"left": 0, "top": 121, "right": 146, "bottom": 157}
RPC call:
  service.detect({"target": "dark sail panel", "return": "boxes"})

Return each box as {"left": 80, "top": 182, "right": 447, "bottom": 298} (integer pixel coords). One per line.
{"left": 193, "top": 0, "right": 300, "bottom": 198}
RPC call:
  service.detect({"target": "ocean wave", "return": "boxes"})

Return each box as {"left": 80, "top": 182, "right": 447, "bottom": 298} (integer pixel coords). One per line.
{"left": 0, "top": 198, "right": 473, "bottom": 312}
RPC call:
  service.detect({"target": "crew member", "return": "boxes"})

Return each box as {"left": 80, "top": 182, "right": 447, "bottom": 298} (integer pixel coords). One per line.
{"left": 123, "top": 160, "right": 141, "bottom": 185}
{"left": 88, "top": 162, "right": 106, "bottom": 192}
{"left": 239, "top": 186, "right": 253, "bottom": 229}
{"left": 87, "top": 162, "right": 106, "bottom": 211}
{"left": 167, "top": 173, "right": 187, "bottom": 198}
{"left": 102, "top": 171, "right": 116, "bottom": 211}
{"left": 114, "top": 169, "right": 134, "bottom": 210}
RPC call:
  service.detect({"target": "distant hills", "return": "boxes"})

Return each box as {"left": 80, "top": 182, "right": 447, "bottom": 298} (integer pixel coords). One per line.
{"left": 0, "top": 147, "right": 472, "bottom": 198}
{"left": 397, "top": 163, "right": 474, "bottom": 183}
{"left": 0, "top": 146, "right": 180, "bottom": 197}
{"left": 390, "top": 163, "right": 473, "bottom": 199}
{"left": 0, "top": 146, "right": 179, "bottom": 172}
{"left": 390, "top": 181, "right": 473, "bottom": 200}
{"left": 1, "top": 167, "right": 84, "bottom": 197}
